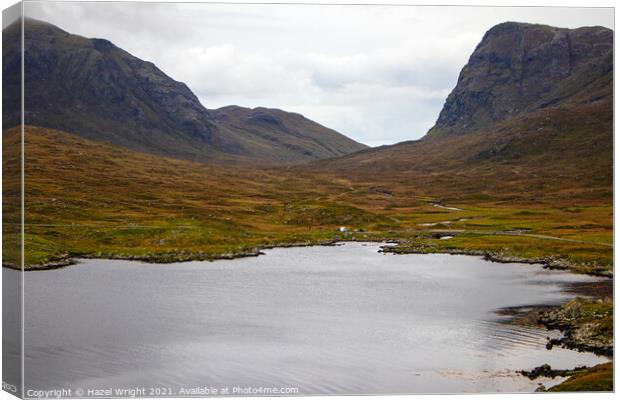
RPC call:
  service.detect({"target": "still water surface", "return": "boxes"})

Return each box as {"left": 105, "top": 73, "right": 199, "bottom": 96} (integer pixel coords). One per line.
{"left": 16, "top": 242, "right": 609, "bottom": 394}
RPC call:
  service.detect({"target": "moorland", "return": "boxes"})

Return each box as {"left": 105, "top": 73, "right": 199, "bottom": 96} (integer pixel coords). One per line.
{"left": 2, "top": 18, "right": 614, "bottom": 391}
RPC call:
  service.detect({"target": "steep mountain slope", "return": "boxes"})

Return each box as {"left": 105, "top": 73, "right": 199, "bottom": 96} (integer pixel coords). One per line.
{"left": 2, "top": 18, "right": 366, "bottom": 164}
{"left": 3, "top": 18, "right": 224, "bottom": 161}
{"left": 427, "top": 22, "right": 612, "bottom": 138}
{"left": 309, "top": 22, "right": 612, "bottom": 202}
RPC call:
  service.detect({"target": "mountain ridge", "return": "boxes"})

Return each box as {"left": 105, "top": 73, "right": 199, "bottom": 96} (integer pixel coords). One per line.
{"left": 426, "top": 21, "right": 612, "bottom": 138}
{"left": 2, "top": 18, "right": 367, "bottom": 165}
{"left": 303, "top": 21, "right": 612, "bottom": 202}
{"left": 210, "top": 105, "right": 367, "bottom": 162}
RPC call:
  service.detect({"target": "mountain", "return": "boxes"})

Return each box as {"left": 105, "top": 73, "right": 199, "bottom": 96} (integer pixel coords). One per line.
{"left": 427, "top": 22, "right": 612, "bottom": 138}
{"left": 2, "top": 18, "right": 367, "bottom": 164}
{"left": 211, "top": 106, "right": 366, "bottom": 162}
{"left": 308, "top": 22, "right": 613, "bottom": 202}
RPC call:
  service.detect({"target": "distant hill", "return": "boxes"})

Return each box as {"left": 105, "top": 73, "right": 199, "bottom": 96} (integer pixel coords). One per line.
{"left": 308, "top": 22, "right": 613, "bottom": 202}
{"left": 211, "top": 105, "right": 367, "bottom": 162}
{"left": 2, "top": 18, "right": 367, "bottom": 164}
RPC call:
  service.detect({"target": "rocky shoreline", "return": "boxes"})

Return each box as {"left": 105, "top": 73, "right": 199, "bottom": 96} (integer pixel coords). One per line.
{"left": 7, "top": 237, "right": 612, "bottom": 279}
{"left": 518, "top": 362, "right": 613, "bottom": 392}
{"left": 518, "top": 364, "right": 589, "bottom": 380}
{"left": 3, "top": 253, "right": 75, "bottom": 271}
{"left": 380, "top": 243, "right": 613, "bottom": 278}
{"left": 508, "top": 296, "right": 613, "bottom": 392}
{"left": 6, "top": 239, "right": 348, "bottom": 271}
{"left": 538, "top": 298, "right": 613, "bottom": 357}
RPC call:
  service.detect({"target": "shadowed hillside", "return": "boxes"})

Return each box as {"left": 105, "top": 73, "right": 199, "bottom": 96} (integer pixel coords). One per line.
{"left": 2, "top": 18, "right": 366, "bottom": 165}
{"left": 427, "top": 22, "right": 612, "bottom": 138}
{"left": 211, "top": 105, "right": 367, "bottom": 162}
{"left": 307, "top": 22, "right": 612, "bottom": 204}
{"left": 307, "top": 98, "right": 612, "bottom": 202}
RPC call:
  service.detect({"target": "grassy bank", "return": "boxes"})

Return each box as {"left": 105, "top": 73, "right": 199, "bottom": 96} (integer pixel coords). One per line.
{"left": 547, "top": 362, "right": 613, "bottom": 391}
{"left": 520, "top": 362, "right": 613, "bottom": 391}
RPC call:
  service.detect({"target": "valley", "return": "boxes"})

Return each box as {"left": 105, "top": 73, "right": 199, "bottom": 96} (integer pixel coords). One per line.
{"left": 1, "top": 16, "right": 614, "bottom": 393}
{"left": 2, "top": 125, "right": 612, "bottom": 279}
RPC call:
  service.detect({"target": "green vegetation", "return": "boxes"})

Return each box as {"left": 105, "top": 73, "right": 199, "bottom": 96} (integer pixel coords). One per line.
{"left": 2, "top": 126, "right": 613, "bottom": 277}
{"left": 519, "top": 362, "right": 612, "bottom": 392}
{"left": 547, "top": 362, "right": 613, "bottom": 392}
{"left": 386, "top": 230, "right": 612, "bottom": 276}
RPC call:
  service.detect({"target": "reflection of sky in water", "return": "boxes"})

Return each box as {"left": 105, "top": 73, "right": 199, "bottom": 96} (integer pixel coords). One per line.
{"left": 13, "top": 242, "right": 608, "bottom": 394}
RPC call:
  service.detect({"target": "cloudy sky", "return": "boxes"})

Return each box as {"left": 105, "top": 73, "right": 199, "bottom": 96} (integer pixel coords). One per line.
{"left": 24, "top": 1, "right": 613, "bottom": 146}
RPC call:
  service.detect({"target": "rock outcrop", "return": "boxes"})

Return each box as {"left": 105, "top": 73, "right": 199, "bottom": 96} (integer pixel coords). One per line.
{"left": 427, "top": 22, "right": 612, "bottom": 137}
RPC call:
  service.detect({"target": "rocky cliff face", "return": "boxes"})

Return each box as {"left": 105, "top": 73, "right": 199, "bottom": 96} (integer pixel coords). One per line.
{"left": 3, "top": 18, "right": 366, "bottom": 164}
{"left": 427, "top": 22, "right": 612, "bottom": 137}
{"left": 4, "top": 18, "right": 221, "bottom": 159}
{"left": 308, "top": 21, "right": 612, "bottom": 202}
